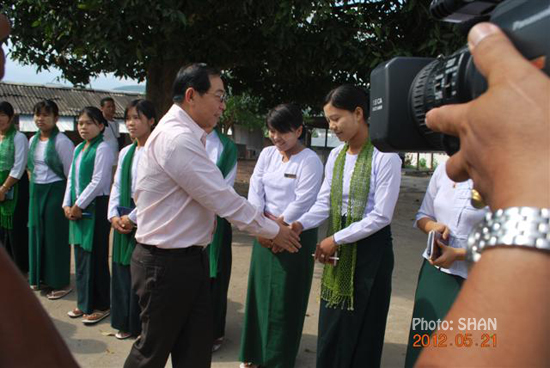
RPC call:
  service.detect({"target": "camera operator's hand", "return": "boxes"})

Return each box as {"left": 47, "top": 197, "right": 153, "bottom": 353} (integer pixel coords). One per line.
{"left": 419, "top": 22, "right": 550, "bottom": 368}
{"left": 426, "top": 23, "right": 550, "bottom": 210}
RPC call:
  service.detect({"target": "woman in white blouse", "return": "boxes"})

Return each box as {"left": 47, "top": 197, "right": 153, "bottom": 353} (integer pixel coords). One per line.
{"left": 107, "top": 99, "right": 155, "bottom": 340}
{"left": 292, "top": 85, "right": 402, "bottom": 368}
{"left": 0, "top": 101, "right": 29, "bottom": 274}
{"left": 239, "top": 103, "right": 324, "bottom": 368}
{"left": 404, "top": 161, "right": 488, "bottom": 367}
{"left": 63, "top": 106, "right": 114, "bottom": 325}
{"left": 28, "top": 100, "right": 74, "bottom": 299}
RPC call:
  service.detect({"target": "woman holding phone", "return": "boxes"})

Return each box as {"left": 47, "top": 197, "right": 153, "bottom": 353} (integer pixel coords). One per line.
{"left": 404, "top": 161, "right": 488, "bottom": 367}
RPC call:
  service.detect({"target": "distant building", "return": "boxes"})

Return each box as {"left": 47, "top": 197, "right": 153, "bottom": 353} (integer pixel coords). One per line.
{"left": 0, "top": 82, "right": 143, "bottom": 143}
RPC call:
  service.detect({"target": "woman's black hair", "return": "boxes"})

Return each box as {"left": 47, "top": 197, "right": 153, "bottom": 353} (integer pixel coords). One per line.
{"left": 33, "top": 99, "right": 59, "bottom": 117}
{"left": 324, "top": 84, "right": 370, "bottom": 119}
{"left": 124, "top": 99, "right": 157, "bottom": 125}
{"left": 266, "top": 103, "right": 304, "bottom": 137}
{"left": 78, "top": 106, "right": 107, "bottom": 133}
{"left": 0, "top": 101, "right": 15, "bottom": 119}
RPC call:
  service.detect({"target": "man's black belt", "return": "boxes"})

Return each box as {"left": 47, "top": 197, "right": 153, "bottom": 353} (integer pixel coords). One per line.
{"left": 138, "top": 243, "right": 203, "bottom": 255}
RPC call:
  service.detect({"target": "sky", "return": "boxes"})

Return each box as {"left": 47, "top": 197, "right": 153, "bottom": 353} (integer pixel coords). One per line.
{"left": 3, "top": 44, "right": 144, "bottom": 91}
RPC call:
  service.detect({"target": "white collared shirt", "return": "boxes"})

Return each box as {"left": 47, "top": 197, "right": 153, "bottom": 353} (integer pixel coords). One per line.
{"left": 62, "top": 141, "right": 114, "bottom": 209}
{"left": 107, "top": 144, "right": 143, "bottom": 223}
{"left": 415, "top": 162, "right": 488, "bottom": 279}
{"left": 102, "top": 119, "right": 119, "bottom": 162}
{"left": 298, "top": 144, "right": 402, "bottom": 244}
{"left": 8, "top": 131, "right": 28, "bottom": 180}
{"left": 205, "top": 130, "right": 237, "bottom": 186}
{"left": 28, "top": 133, "right": 74, "bottom": 184}
{"left": 134, "top": 104, "right": 279, "bottom": 249}
{"left": 248, "top": 146, "right": 324, "bottom": 224}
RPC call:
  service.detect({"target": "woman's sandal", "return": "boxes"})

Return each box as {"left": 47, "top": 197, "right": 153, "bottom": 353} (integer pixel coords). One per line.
{"left": 115, "top": 331, "right": 132, "bottom": 340}
{"left": 67, "top": 307, "right": 84, "bottom": 318}
{"left": 82, "top": 309, "right": 110, "bottom": 325}
{"left": 47, "top": 288, "right": 72, "bottom": 300}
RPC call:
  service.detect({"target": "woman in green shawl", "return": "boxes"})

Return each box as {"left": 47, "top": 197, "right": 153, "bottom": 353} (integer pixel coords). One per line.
{"left": 0, "top": 101, "right": 29, "bottom": 274}
{"left": 28, "top": 100, "right": 74, "bottom": 299}
{"left": 292, "top": 85, "right": 402, "bottom": 368}
{"left": 240, "top": 104, "right": 324, "bottom": 368}
{"left": 63, "top": 106, "right": 115, "bottom": 325}
{"left": 108, "top": 99, "right": 155, "bottom": 340}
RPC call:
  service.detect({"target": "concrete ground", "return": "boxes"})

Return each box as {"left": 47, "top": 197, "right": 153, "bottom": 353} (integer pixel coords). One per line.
{"left": 35, "top": 173, "right": 431, "bottom": 368}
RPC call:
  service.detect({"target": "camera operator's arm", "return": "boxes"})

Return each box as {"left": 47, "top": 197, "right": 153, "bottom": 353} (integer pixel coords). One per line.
{"left": 417, "top": 23, "right": 550, "bottom": 367}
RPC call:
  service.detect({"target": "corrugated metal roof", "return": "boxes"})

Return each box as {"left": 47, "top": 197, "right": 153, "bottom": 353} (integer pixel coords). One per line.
{"left": 0, "top": 82, "right": 144, "bottom": 119}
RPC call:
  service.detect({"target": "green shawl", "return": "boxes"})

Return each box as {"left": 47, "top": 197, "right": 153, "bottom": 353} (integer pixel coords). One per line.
{"left": 28, "top": 127, "right": 66, "bottom": 228}
{"left": 112, "top": 142, "right": 137, "bottom": 266}
{"left": 68, "top": 134, "right": 103, "bottom": 252}
{"left": 208, "top": 129, "right": 238, "bottom": 277}
{"left": 28, "top": 126, "right": 66, "bottom": 181}
{"left": 322, "top": 140, "right": 374, "bottom": 310}
{"left": 0, "top": 124, "right": 18, "bottom": 229}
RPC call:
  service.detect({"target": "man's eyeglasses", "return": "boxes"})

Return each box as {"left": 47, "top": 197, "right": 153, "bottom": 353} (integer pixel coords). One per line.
{"left": 205, "top": 92, "right": 228, "bottom": 103}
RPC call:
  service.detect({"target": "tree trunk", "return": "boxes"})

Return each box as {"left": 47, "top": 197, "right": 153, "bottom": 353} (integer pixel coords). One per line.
{"left": 145, "top": 58, "right": 186, "bottom": 120}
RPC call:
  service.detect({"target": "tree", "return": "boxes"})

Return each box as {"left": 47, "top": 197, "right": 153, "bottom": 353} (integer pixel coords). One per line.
{"left": 3, "top": 0, "right": 463, "bottom": 115}
{"left": 218, "top": 93, "right": 264, "bottom": 135}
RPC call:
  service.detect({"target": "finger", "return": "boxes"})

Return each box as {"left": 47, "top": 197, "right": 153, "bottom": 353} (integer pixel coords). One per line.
{"left": 290, "top": 236, "right": 302, "bottom": 250}
{"left": 425, "top": 103, "right": 467, "bottom": 137}
{"left": 435, "top": 239, "right": 447, "bottom": 249}
{"left": 468, "top": 23, "right": 535, "bottom": 85}
{"left": 445, "top": 150, "right": 470, "bottom": 182}
{"left": 277, "top": 215, "right": 287, "bottom": 226}
{"left": 314, "top": 245, "right": 322, "bottom": 261}
{"left": 442, "top": 227, "right": 450, "bottom": 240}
{"left": 282, "top": 240, "right": 297, "bottom": 253}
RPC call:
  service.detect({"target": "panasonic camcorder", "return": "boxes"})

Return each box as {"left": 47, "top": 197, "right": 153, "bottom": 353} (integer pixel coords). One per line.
{"left": 369, "top": 0, "right": 550, "bottom": 154}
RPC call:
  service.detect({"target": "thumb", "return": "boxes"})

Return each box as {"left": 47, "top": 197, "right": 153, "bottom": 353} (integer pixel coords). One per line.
{"left": 468, "top": 22, "right": 537, "bottom": 85}
{"left": 276, "top": 215, "right": 288, "bottom": 226}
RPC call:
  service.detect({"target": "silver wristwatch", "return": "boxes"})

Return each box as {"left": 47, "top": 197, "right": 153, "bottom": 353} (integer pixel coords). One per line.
{"left": 467, "top": 207, "right": 550, "bottom": 263}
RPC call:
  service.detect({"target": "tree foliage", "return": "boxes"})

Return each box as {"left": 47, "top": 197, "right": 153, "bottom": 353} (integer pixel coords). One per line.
{"left": 3, "top": 0, "right": 464, "bottom": 115}
{"left": 218, "top": 93, "right": 264, "bottom": 135}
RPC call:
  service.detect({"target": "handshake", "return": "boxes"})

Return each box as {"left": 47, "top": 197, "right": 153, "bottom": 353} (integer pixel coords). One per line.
{"left": 258, "top": 214, "right": 339, "bottom": 265}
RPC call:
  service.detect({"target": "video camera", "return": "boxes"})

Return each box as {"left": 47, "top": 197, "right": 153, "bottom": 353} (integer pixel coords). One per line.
{"left": 369, "top": 0, "right": 550, "bottom": 154}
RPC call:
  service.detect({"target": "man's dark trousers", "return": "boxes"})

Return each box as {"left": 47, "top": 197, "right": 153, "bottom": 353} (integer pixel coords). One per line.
{"left": 124, "top": 243, "right": 213, "bottom": 368}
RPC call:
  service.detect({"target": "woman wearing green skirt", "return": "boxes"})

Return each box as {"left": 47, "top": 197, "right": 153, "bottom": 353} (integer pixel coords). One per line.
{"left": 240, "top": 104, "right": 324, "bottom": 368}
{"left": 0, "top": 101, "right": 29, "bottom": 274}
{"left": 28, "top": 100, "right": 74, "bottom": 298}
{"left": 108, "top": 99, "right": 155, "bottom": 339}
{"left": 404, "top": 161, "right": 488, "bottom": 367}
{"left": 63, "top": 106, "right": 115, "bottom": 325}
{"left": 293, "top": 85, "right": 402, "bottom": 368}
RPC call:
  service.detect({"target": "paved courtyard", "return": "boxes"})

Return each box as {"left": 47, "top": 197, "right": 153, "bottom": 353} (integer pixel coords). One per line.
{"left": 35, "top": 173, "right": 431, "bottom": 368}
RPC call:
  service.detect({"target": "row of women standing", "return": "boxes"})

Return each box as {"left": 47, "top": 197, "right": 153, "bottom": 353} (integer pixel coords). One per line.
{"left": 0, "top": 99, "right": 154, "bottom": 339}
{"left": 239, "top": 85, "right": 402, "bottom": 368}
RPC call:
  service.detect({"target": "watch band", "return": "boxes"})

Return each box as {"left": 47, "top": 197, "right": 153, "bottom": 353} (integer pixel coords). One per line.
{"left": 467, "top": 207, "right": 550, "bottom": 263}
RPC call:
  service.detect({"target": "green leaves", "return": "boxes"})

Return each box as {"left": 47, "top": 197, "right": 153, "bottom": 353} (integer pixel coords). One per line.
{"left": 5, "top": 0, "right": 464, "bottom": 112}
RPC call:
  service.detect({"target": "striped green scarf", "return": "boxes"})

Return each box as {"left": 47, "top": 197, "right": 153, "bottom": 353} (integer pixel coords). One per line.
{"left": 0, "top": 124, "right": 17, "bottom": 229}
{"left": 322, "top": 140, "right": 374, "bottom": 310}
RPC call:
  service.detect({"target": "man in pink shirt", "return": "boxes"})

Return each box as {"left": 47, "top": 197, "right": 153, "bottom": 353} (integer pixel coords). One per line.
{"left": 124, "top": 63, "right": 301, "bottom": 368}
